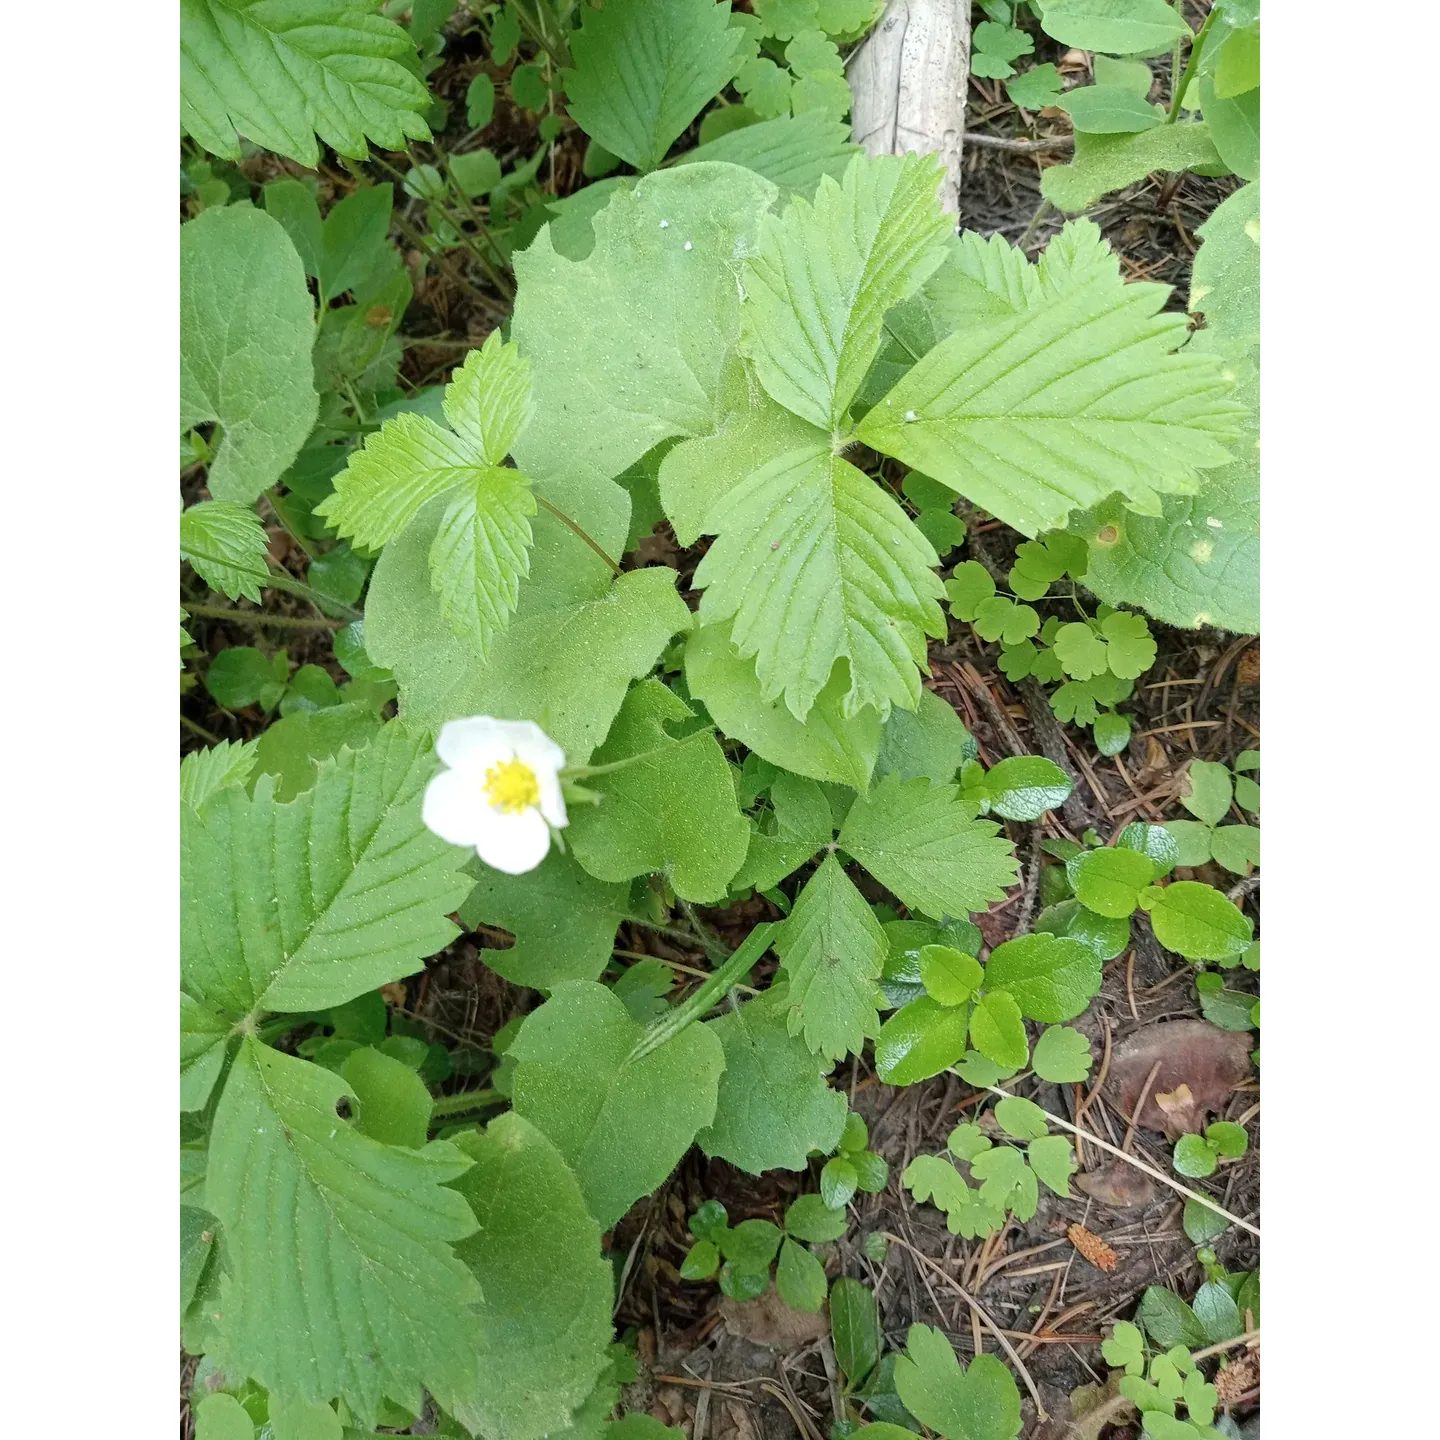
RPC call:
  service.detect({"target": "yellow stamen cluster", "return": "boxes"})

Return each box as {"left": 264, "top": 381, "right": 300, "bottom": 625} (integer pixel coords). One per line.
{"left": 483, "top": 757, "right": 540, "bottom": 814}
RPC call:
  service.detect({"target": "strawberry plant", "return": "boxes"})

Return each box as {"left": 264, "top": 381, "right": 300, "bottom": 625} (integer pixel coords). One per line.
{"left": 180, "top": 3, "right": 1260, "bottom": 1435}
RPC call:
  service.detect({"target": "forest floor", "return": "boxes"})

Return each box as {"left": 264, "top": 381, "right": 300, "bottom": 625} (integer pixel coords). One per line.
{"left": 180, "top": 34, "right": 1258, "bottom": 1440}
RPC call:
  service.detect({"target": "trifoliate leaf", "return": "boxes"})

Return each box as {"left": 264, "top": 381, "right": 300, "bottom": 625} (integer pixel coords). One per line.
{"left": 1039, "top": 0, "right": 1191, "bottom": 57}
{"left": 1190, "top": 184, "right": 1259, "bottom": 361}
{"left": 785, "top": 1193, "right": 849, "bottom": 1241}
{"left": 1035, "top": 898, "right": 1131, "bottom": 961}
{"left": 982, "top": 756, "right": 1073, "bottom": 821}
{"left": 1139, "top": 881, "right": 1253, "bottom": 961}
{"left": 1066, "top": 846, "right": 1156, "bottom": 919}
{"left": 875, "top": 688, "right": 974, "bottom": 786}
{"left": 775, "top": 854, "right": 887, "bottom": 1061}
{"left": 839, "top": 775, "right": 1019, "bottom": 919}
{"left": 510, "top": 980, "right": 726, "bottom": 1228}
{"left": 830, "top": 1276, "right": 881, "bottom": 1388}
{"left": 1182, "top": 758, "right": 1234, "bottom": 826}
{"left": 1031, "top": 1024, "right": 1093, "bottom": 1082}
{"left": 1233, "top": 772, "right": 1260, "bottom": 810}
{"left": 903, "top": 1156, "right": 1005, "bottom": 1239}
{"left": 684, "top": 622, "right": 880, "bottom": 789}
{"left": 735, "top": 55, "right": 793, "bottom": 117}
{"left": 984, "top": 932, "right": 1102, "bottom": 1022}
{"left": 459, "top": 848, "right": 629, "bottom": 990}
{"left": 741, "top": 152, "right": 951, "bottom": 430}
{"left": 180, "top": 0, "right": 432, "bottom": 166}
{"left": 893, "top": 1324, "right": 1023, "bottom": 1440}
{"left": 971, "top": 21, "right": 1034, "bottom": 80}
{"left": 567, "top": 679, "right": 749, "bottom": 902}
{"left": 858, "top": 238, "right": 1242, "bottom": 537}
{"left": 698, "top": 983, "right": 848, "bottom": 1172}
{"left": 1056, "top": 85, "right": 1163, "bottom": 134}
{"left": 971, "top": 1143, "right": 1038, "bottom": 1220}
{"left": 206, "top": 1039, "right": 481, "bottom": 1422}
{"left": 694, "top": 442, "right": 946, "bottom": 721}
{"left": 562, "top": 0, "right": 746, "bottom": 172}
{"left": 973, "top": 596, "right": 1042, "bottom": 645}
{"left": 180, "top": 739, "right": 259, "bottom": 810}
{"left": 1006, "top": 63, "right": 1064, "bottom": 110}
{"left": 681, "top": 1239, "right": 721, "bottom": 1279}
{"left": 994, "top": 1096, "right": 1048, "bottom": 1140}
{"left": 875, "top": 996, "right": 971, "bottom": 1085}
{"left": 182, "top": 723, "right": 473, "bottom": 1017}
{"left": 776, "top": 1236, "right": 829, "bottom": 1312}
{"left": 1040, "top": 123, "right": 1223, "bottom": 212}
{"left": 969, "top": 990, "right": 1029, "bottom": 1069}
{"left": 1210, "top": 823, "right": 1260, "bottom": 875}
{"left": 1008, "top": 538, "right": 1068, "bottom": 600}
{"left": 181, "top": 501, "right": 270, "bottom": 602}
{"left": 181, "top": 207, "right": 318, "bottom": 505}
{"left": 675, "top": 109, "right": 860, "bottom": 197}
{"left": 512, "top": 163, "right": 779, "bottom": 490}
{"left": 945, "top": 561, "right": 997, "bottom": 622}
{"left": 444, "top": 1116, "right": 613, "bottom": 1440}
{"left": 1027, "top": 1134, "right": 1077, "bottom": 1197}
{"left": 1054, "top": 621, "right": 1110, "bottom": 680}
{"left": 1100, "top": 610, "right": 1157, "bottom": 678}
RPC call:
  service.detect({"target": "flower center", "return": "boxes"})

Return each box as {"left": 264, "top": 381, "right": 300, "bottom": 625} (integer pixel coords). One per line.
{"left": 483, "top": 757, "right": 540, "bottom": 814}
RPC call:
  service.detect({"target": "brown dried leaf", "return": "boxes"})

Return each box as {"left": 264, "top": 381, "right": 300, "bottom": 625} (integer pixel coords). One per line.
{"left": 1074, "top": 1161, "right": 1158, "bottom": 1209}
{"left": 718, "top": 1290, "right": 829, "bottom": 1350}
{"left": 1109, "top": 1021, "right": 1252, "bottom": 1139}
{"left": 1154, "top": 1083, "right": 1194, "bottom": 1118}
{"left": 1067, "top": 1223, "right": 1118, "bottom": 1271}
{"left": 1215, "top": 1351, "right": 1259, "bottom": 1405}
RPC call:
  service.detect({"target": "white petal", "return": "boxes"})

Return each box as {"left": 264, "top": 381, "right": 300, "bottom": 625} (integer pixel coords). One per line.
{"left": 537, "top": 769, "right": 568, "bottom": 829}
{"left": 501, "top": 721, "right": 567, "bottom": 773}
{"left": 436, "top": 716, "right": 511, "bottom": 769}
{"left": 473, "top": 805, "right": 552, "bottom": 874}
{"left": 422, "top": 768, "right": 486, "bottom": 847}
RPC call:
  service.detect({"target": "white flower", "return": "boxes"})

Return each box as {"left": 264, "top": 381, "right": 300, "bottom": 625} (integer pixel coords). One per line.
{"left": 422, "top": 717, "right": 567, "bottom": 875}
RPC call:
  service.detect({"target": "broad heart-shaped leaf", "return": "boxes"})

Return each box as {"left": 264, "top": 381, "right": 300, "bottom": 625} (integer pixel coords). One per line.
{"left": 510, "top": 980, "right": 726, "bottom": 1229}
{"left": 562, "top": 0, "right": 746, "bottom": 172}
{"left": 838, "top": 775, "right": 1019, "bottom": 920}
{"left": 181, "top": 207, "right": 318, "bottom": 505}
{"left": 894, "top": 1324, "right": 1023, "bottom": 1440}
{"left": 984, "top": 933, "right": 1102, "bottom": 1022}
{"left": 775, "top": 854, "right": 888, "bottom": 1060}
{"left": 858, "top": 262, "right": 1243, "bottom": 538}
{"left": 512, "top": 163, "right": 779, "bottom": 490}
{"left": 694, "top": 442, "right": 946, "bottom": 720}
{"left": 741, "top": 152, "right": 952, "bottom": 430}
{"left": 567, "top": 679, "right": 749, "bottom": 902}
{"left": 444, "top": 1116, "right": 613, "bottom": 1440}
{"left": 180, "top": 0, "right": 432, "bottom": 166}
{"left": 206, "top": 1039, "right": 482, "bottom": 1423}
{"left": 181, "top": 722, "right": 473, "bottom": 1018}
{"left": 459, "top": 848, "right": 629, "bottom": 990}
{"left": 181, "top": 501, "right": 269, "bottom": 602}
{"left": 698, "top": 983, "right": 848, "bottom": 1172}
{"left": 684, "top": 623, "right": 881, "bottom": 790}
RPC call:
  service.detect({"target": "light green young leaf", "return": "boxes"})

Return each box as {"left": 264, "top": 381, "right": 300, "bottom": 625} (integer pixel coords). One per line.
{"left": 971, "top": 21, "right": 1034, "bottom": 80}
{"left": 994, "top": 1095, "right": 1048, "bottom": 1140}
{"left": 511, "top": 980, "right": 726, "bottom": 1228}
{"left": 1162, "top": 819, "right": 1214, "bottom": 867}
{"left": 674, "top": 110, "right": 860, "bottom": 197}
{"left": 180, "top": 0, "right": 432, "bottom": 166}
{"left": 181, "top": 723, "right": 473, "bottom": 1018}
{"left": 567, "top": 679, "right": 749, "bottom": 902}
{"left": 684, "top": 622, "right": 880, "bottom": 789}
{"left": 180, "top": 207, "right": 318, "bottom": 504}
{"left": 1006, "top": 63, "right": 1064, "bottom": 109}
{"left": 775, "top": 854, "right": 887, "bottom": 1061}
{"left": 699, "top": 983, "right": 847, "bottom": 1172}
{"left": 741, "top": 152, "right": 951, "bottom": 430}
{"left": 1035, "top": 898, "right": 1132, "bottom": 961}
{"left": 206, "top": 1039, "right": 481, "bottom": 1423}
{"left": 1139, "top": 881, "right": 1253, "bottom": 961}
{"left": 944, "top": 562, "right": 997, "bottom": 622}
{"left": 1210, "top": 823, "right": 1260, "bottom": 875}
{"left": 971, "top": 1144, "right": 1038, "bottom": 1220}
{"left": 1039, "top": 0, "right": 1192, "bottom": 57}
{"left": 181, "top": 501, "right": 270, "bottom": 602}
{"left": 921, "top": 946, "right": 984, "bottom": 1007}
{"left": 1027, "top": 1135, "right": 1078, "bottom": 1196}
{"left": 563, "top": 0, "right": 746, "bottom": 172}
{"left": 513, "top": 163, "right": 780, "bottom": 490}
{"left": 319, "top": 183, "right": 395, "bottom": 302}
{"left": 341, "top": 1044, "right": 432, "bottom": 1150}
{"left": 266, "top": 1397, "right": 341, "bottom": 1440}
{"left": 1182, "top": 759, "right": 1234, "bottom": 825}
{"left": 968, "top": 990, "right": 1029, "bottom": 1070}
{"left": 1056, "top": 85, "right": 1162, "bottom": 134}
{"left": 984, "top": 932, "right": 1102, "bottom": 1022}
{"left": 973, "top": 597, "right": 1041, "bottom": 645}
{"left": 459, "top": 848, "right": 629, "bottom": 990}
{"left": 694, "top": 443, "right": 946, "bottom": 721}
{"left": 875, "top": 996, "right": 972, "bottom": 1085}
{"left": 903, "top": 1156, "right": 1005, "bottom": 1239}
{"left": 1053, "top": 621, "right": 1109, "bottom": 680}
{"left": 775, "top": 1236, "right": 829, "bottom": 1312}
{"left": 858, "top": 244, "right": 1242, "bottom": 537}
{"left": 839, "top": 776, "right": 1019, "bottom": 921}
{"left": 445, "top": 1115, "right": 614, "bottom": 1440}
{"left": 180, "top": 738, "right": 259, "bottom": 810}
{"left": 1031, "top": 1025, "right": 1093, "bottom": 1082}
{"left": 1040, "top": 123, "right": 1223, "bottom": 212}
{"left": 1190, "top": 184, "right": 1259, "bottom": 360}
{"left": 981, "top": 756, "right": 1073, "bottom": 821}
{"left": 1100, "top": 610, "right": 1157, "bottom": 678}
{"left": 1066, "top": 846, "right": 1156, "bottom": 919}
{"left": 894, "top": 1324, "right": 1023, "bottom": 1440}
{"left": 1092, "top": 711, "right": 1132, "bottom": 756}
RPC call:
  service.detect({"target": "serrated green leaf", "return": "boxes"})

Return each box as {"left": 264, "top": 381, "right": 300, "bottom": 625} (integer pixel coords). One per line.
{"left": 1066, "top": 846, "right": 1156, "bottom": 919}
{"left": 1140, "top": 881, "right": 1253, "bottom": 961}
{"left": 181, "top": 207, "right": 318, "bottom": 505}
{"left": 894, "top": 1324, "right": 1023, "bottom": 1440}
{"left": 252, "top": 703, "right": 383, "bottom": 803}
{"left": 511, "top": 980, "right": 726, "bottom": 1228}
{"left": 731, "top": 771, "right": 835, "bottom": 891}
{"left": 563, "top": 0, "right": 746, "bottom": 172}
{"left": 984, "top": 932, "right": 1102, "bottom": 1021}
{"left": 694, "top": 442, "right": 946, "bottom": 721}
{"left": 445, "top": 1115, "right": 614, "bottom": 1440}
{"left": 839, "top": 775, "right": 1019, "bottom": 920}
{"left": 1031, "top": 1024, "right": 1093, "bottom": 1082}
{"left": 684, "top": 622, "right": 880, "bottom": 789}
{"left": 969, "top": 990, "right": 1029, "bottom": 1069}
{"left": 776, "top": 1235, "right": 829, "bottom": 1311}
{"left": 858, "top": 237, "right": 1242, "bottom": 537}
{"left": 181, "top": 501, "right": 270, "bottom": 602}
{"left": 903, "top": 1155, "right": 1004, "bottom": 1239}
{"left": 181, "top": 0, "right": 432, "bottom": 166}
{"left": 699, "top": 983, "right": 847, "bottom": 1172}
{"left": 741, "top": 152, "right": 951, "bottom": 430}
{"left": 181, "top": 739, "right": 260, "bottom": 810}
{"left": 775, "top": 854, "right": 887, "bottom": 1060}
{"left": 875, "top": 996, "right": 971, "bottom": 1085}
{"left": 1138, "top": 1287, "right": 1208, "bottom": 1349}
{"left": 567, "top": 679, "right": 749, "bottom": 902}
{"left": 181, "top": 992, "right": 232, "bottom": 1111}
{"left": 675, "top": 108, "right": 860, "bottom": 196}
{"left": 182, "top": 723, "right": 473, "bottom": 1018}
{"left": 206, "top": 1039, "right": 481, "bottom": 1422}
{"left": 1040, "top": 123, "right": 1223, "bottom": 212}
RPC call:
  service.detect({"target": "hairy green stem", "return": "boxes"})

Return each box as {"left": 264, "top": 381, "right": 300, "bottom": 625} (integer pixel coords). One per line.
{"left": 264, "top": 570, "right": 362, "bottom": 622}
{"left": 628, "top": 922, "right": 779, "bottom": 1063}
{"left": 430, "top": 1087, "right": 502, "bottom": 1119}
{"left": 265, "top": 488, "right": 318, "bottom": 560}
{"left": 565, "top": 732, "right": 716, "bottom": 784}
{"left": 185, "top": 603, "right": 343, "bottom": 631}
{"left": 1166, "top": 7, "right": 1219, "bottom": 121}
{"left": 181, "top": 713, "right": 223, "bottom": 745}
{"left": 534, "top": 493, "right": 623, "bottom": 575}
